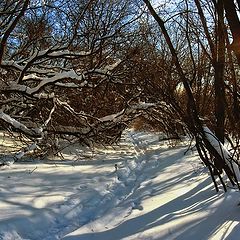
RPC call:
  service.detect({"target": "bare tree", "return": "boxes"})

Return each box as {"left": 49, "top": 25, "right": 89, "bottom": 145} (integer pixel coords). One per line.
{"left": 143, "top": 0, "right": 240, "bottom": 191}
{"left": 0, "top": 0, "right": 147, "bottom": 158}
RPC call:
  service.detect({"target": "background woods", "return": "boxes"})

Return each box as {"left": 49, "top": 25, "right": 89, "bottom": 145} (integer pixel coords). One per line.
{"left": 143, "top": 0, "right": 240, "bottom": 190}
{"left": 0, "top": 0, "right": 145, "bottom": 152}
{"left": 0, "top": 0, "right": 240, "bottom": 190}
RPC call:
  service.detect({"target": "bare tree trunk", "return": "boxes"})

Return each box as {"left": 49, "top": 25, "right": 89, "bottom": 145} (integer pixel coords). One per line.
{"left": 214, "top": 0, "right": 225, "bottom": 143}
{"left": 195, "top": 0, "right": 225, "bottom": 143}
{"left": 142, "top": 0, "right": 200, "bottom": 131}
{"left": 222, "top": 0, "right": 240, "bottom": 130}
{"left": 223, "top": 0, "right": 240, "bottom": 65}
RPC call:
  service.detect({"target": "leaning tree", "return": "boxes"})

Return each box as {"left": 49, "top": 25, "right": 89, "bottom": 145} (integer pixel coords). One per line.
{"left": 142, "top": 0, "right": 240, "bottom": 191}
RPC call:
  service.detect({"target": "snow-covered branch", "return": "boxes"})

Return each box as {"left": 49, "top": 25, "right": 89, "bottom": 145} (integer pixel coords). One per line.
{"left": 203, "top": 127, "right": 240, "bottom": 181}
{"left": 0, "top": 111, "right": 42, "bottom": 137}
{"left": 0, "top": 0, "right": 146, "bottom": 157}
{"left": 6, "top": 59, "right": 122, "bottom": 95}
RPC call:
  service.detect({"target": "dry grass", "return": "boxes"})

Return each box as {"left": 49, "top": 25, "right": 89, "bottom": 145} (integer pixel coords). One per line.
{"left": 0, "top": 131, "right": 26, "bottom": 155}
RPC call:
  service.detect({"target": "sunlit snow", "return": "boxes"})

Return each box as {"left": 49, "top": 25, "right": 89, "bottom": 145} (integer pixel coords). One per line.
{"left": 0, "top": 130, "right": 239, "bottom": 240}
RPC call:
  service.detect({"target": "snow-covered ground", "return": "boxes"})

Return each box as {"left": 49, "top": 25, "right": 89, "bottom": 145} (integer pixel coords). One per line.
{"left": 0, "top": 130, "right": 240, "bottom": 240}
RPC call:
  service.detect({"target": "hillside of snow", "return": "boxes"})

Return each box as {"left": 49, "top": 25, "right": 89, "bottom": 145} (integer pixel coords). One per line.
{"left": 0, "top": 130, "right": 239, "bottom": 240}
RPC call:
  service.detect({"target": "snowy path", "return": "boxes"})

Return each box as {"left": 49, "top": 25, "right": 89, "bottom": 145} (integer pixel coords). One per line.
{"left": 0, "top": 131, "right": 240, "bottom": 240}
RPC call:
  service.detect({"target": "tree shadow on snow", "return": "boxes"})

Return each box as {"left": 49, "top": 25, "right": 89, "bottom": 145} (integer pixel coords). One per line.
{"left": 64, "top": 176, "right": 240, "bottom": 240}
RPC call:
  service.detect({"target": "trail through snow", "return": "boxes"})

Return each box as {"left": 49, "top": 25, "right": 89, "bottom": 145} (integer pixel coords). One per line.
{"left": 0, "top": 130, "right": 240, "bottom": 240}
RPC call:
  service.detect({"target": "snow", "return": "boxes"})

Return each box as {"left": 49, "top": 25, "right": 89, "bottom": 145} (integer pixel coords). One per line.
{"left": 0, "top": 111, "right": 42, "bottom": 137}
{"left": 47, "top": 50, "right": 91, "bottom": 58}
{"left": 20, "top": 70, "right": 86, "bottom": 94}
{"left": 100, "top": 109, "right": 125, "bottom": 122}
{"left": 0, "top": 130, "right": 240, "bottom": 240}
{"left": 1, "top": 61, "right": 24, "bottom": 71}
{"left": 203, "top": 127, "right": 231, "bottom": 161}
{"left": 10, "top": 63, "right": 120, "bottom": 95}
{"left": 103, "top": 59, "right": 122, "bottom": 71}
{"left": 203, "top": 126, "right": 240, "bottom": 181}
{"left": 99, "top": 103, "right": 156, "bottom": 123}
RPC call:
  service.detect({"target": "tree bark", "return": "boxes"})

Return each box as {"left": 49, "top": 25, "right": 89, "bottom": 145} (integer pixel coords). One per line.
{"left": 195, "top": 0, "right": 225, "bottom": 143}
{"left": 214, "top": 0, "right": 225, "bottom": 143}
{"left": 223, "top": 0, "right": 240, "bottom": 65}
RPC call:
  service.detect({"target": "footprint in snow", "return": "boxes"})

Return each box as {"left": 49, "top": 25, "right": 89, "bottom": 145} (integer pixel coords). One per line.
{"left": 131, "top": 201, "right": 143, "bottom": 211}
{"left": 77, "top": 185, "right": 88, "bottom": 190}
